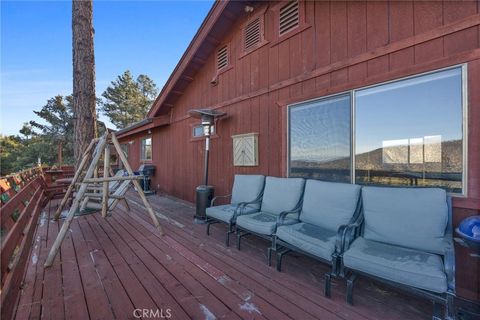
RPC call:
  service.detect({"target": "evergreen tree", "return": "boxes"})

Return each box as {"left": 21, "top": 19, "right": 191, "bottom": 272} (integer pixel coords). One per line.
{"left": 0, "top": 135, "right": 24, "bottom": 175}
{"left": 100, "top": 70, "right": 158, "bottom": 129}
{"left": 30, "top": 95, "right": 75, "bottom": 164}
{"left": 19, "top": 123, "right": 35, "bottom": 141}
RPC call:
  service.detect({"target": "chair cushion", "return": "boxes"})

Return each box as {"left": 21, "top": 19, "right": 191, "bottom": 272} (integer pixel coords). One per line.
{"left": 343, "top": 237, "right": 447, "bottom": 293}
{"left": 301, "top": 180, "right": 361, "bottom": 232}
{"left": 362, "top": 186, "right": 448, "bottom": 254}
{"left": 231, "top": 175, "right": 265, "bottom": 209}
{"left": 206, "top": 204, "right": 258, "bottom": 224}
{"left": 261, "top": 177, "right": 305, "bottom": 215}
{"left": 236, "top": 212, "right": 296, "bottom": 235}
{"left": 276, "top": 223, "right": 337, "bottom": 261}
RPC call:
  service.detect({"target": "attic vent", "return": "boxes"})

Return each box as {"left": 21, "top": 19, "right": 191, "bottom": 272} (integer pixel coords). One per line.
{"left": 244, "top": 17, "right": 261, "bottom": 51}
{"left": 217, "top": 45, "right": 228, "bottom": 70}
{"left": 279, "top": 1, "right": 299, "bottom": 36}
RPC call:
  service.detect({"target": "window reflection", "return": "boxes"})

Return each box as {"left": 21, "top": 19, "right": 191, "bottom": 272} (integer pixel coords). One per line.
{"left": 141, "top": 137, "right": 152, "bottom": 161}
{"left": 355, "top": 68, "right": 463, "bottom": 193}
{"left": 289, "top": 94, "right": 351, "bottom": 182}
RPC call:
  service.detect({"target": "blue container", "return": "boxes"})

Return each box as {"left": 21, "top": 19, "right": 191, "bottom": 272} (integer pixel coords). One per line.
{"left": 456, "top": 215, "right": 480, "bottom": 251}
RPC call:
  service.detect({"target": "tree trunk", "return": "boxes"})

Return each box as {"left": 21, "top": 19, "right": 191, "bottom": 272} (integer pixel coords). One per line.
{"left": 72, "top": 0, "right": 97, "bottom": 169}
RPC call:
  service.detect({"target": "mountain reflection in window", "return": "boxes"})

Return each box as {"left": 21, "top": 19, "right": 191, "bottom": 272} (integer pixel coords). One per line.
{"left": 289, "top": 94, "right": 351, "bottom": 182}
{"left": 355, "top": 67, "right": 463, "bottom": 193}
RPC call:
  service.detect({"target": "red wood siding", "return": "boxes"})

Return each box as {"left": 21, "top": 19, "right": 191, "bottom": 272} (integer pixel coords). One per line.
{"left": 119, "top": 1, "right": 480, "bottom": 301}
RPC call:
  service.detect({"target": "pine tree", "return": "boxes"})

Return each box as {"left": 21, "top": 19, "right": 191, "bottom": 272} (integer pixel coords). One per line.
{"left": 100, "top": 70, "right": 158, "bottom": 129}
{"left": 29, "top": 95, "right": 75, "bottom": 163}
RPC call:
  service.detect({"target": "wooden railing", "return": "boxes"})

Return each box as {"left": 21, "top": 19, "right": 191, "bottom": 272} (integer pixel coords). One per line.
{"left": 0, "top": 165, "right": 76, "bottom": 320}
{"left": 0, "top": 173, "right": 46, "bottom": 320}
{"left": 0, "top": 167, "right": 45, "bottom": 206}
{"left": 42, "top": 166, "right": 75, "bottom": 200}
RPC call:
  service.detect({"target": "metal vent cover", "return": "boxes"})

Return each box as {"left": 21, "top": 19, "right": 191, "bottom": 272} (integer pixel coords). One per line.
{"left": 244, "top": 17, "right": 261, "bottom": 51}
{"left": 279, "top": 1, "right": 299, "bottom": 36}
{"left": 217, "top": 45, "right": 228, "bottom": 70}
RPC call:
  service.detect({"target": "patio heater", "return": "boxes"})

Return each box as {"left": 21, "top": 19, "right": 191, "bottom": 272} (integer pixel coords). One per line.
{"left": 188, "top": 108, "right": 226, "bottom": 223}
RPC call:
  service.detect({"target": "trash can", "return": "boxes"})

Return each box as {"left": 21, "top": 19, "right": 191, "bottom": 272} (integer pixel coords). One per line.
{"left": 195, "top": 185, "right": 214, "bottom": 222}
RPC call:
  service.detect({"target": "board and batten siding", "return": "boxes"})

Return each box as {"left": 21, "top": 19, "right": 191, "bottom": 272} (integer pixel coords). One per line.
{"left": 119, "top": 1, "right": 480, "bottom": 300}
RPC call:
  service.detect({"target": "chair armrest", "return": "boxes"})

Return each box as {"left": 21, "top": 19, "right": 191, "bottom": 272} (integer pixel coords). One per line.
{"left": 233, "top": 197, "right": 263, "bottom": 217}
{"left": 443, "top": 236, "right": 456, "bottom": 292}
{"left": 277, "top": 209, "right": 301, "bottom": 226}
{"left": 335, "top": 217, "right": 363, "bottom": 254}
{"left": 210, "top": 194, "right": 232, "bottom": 207}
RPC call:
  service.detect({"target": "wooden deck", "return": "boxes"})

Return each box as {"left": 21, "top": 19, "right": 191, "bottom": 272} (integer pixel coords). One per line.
{"left": 13, "top": 191, "right": 434, "bottom": 320}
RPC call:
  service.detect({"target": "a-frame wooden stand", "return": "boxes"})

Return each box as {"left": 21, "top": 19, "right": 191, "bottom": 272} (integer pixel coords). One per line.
{"left": 44, "top": 131, "right": 163, "bottom": 267}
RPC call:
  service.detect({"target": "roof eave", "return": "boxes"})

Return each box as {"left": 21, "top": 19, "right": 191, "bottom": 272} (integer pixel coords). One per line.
{"left": 147, "top": 0, "right": 230, "bottom": 118}
{"left": 116, "top": 115, "right": 170, "bottom": 139}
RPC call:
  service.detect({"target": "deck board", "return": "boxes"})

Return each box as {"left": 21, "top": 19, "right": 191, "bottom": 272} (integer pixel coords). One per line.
{"left": 13, "top": 192, "right": 433, "bottom": 320}
{"left": 99, "top": 214, "right": 240, "bottom": 319}
{"left": 60, "top": 216, "right": 89, "bottom": 320}
{"left": 119, "top": 208, "right": 342, "bottom": 320}
{"left": 70, "top": 217, "right": 115, "bottom": 320}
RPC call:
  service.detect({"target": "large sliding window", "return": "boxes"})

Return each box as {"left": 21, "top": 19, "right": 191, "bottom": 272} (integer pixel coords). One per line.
{"left": 288, "top": 66, "right": 465, "bottom": 194}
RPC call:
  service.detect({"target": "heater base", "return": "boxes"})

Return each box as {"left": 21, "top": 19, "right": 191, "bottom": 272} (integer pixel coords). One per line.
{"left": 193, "top": 217, "right": 209, "bottom": 224}
{"left": 194, "top": 185, "right": 214, "bottom": 221}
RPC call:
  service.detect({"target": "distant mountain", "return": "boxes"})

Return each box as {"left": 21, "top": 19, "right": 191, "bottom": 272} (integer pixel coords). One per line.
{"left": 291, "top": 139, "right": 462, "bottom": 173}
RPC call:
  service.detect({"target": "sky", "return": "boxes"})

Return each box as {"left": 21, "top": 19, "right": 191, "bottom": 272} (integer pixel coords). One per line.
{"left": 1, "top": 0, "right": 214, "bottom": 136}
{"left": 290, "top": 67, "right": 463, "bottom": 159}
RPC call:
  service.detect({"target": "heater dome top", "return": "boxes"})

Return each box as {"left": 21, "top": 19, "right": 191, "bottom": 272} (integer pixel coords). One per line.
{"left": 188, "top": 108, "right": 226, "bottom": 120}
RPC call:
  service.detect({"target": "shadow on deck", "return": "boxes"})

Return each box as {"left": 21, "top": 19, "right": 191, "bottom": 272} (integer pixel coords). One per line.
{"left": 14, "top": 191, "right": 433, "bottom": 320}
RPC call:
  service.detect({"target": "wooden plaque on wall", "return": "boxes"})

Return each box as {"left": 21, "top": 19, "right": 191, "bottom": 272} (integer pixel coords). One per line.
{"left": 232, "top": 133, "right": 259, "bottom": 166}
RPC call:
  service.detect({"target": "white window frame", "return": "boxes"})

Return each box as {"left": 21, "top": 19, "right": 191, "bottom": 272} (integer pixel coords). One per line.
{"left": 192, "top": 125, "right": 215, "bottom": 138}
{"left": 287, "top": 64, "right": 468, "bottom": 196}
{"left": 141, "top": 136, "right": 152, "bottom": 161}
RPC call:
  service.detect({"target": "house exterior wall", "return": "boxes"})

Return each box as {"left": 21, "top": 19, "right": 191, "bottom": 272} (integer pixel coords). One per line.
{"left": 119, "top": 1, "right": 480, "bottom": 300}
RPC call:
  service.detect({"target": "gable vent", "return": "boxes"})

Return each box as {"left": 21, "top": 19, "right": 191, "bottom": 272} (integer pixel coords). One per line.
{"left": 217, "top": 45, "right": 228, "bottom": 70}
{"left": 244, "top": 17, "right": 261, "bottom": 51}
{"left": 279, "top": 1, "right": 299, "bottom": 36}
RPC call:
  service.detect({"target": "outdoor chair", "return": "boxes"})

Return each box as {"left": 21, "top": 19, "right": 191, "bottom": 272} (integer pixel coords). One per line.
{"left": 84, "top": 179, "right": 132, "bottom": 213}
{"left": 79, "top": 169, "right": 127, "bottom": 212}
{"left": 341, "top": 186, "right": 455, "bottom": 320}
{"left": 235, "top": 176, "right": 305, "bottom": 264}
{"left": 84, "top": 169, "right": 126, "bottom": 193}
{"left": 273, "top": 179, "right": 361, "bottom": 297}
{"left": 205, "top": 174, "right": 265, "bottom": 246}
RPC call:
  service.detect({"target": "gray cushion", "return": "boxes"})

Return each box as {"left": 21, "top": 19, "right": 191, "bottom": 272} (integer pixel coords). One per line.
{"left": 362, "top": 186, "right": 448, "bottom": 254}
{"left": 276, "top": 223, "right": 337, "bottom": 261}
{"left": 343, "top": 237, "right": 447, "bottom": 293}
{"left": 236, "top": 212, "right": 296, "bottom": 235}
{"left": 261, "top": 177, "right": 305, "bottom": 215}
{"left": 300, "top": 180, "right": 361, "bottom": 232}
{"left": 231, "top": 175, "right": 265, "bottom": 209}
{"left": 206, "top": 204, "right": 258, "bottom": 223}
